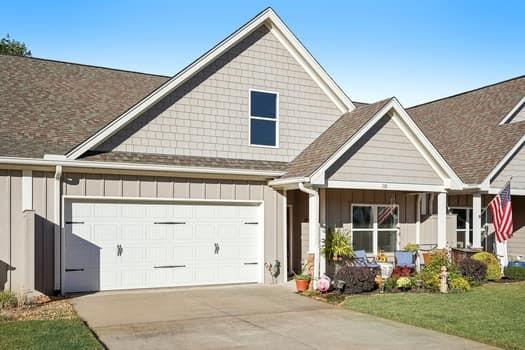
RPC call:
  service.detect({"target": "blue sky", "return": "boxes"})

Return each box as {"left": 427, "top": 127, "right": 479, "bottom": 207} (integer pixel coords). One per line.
{"left": 3, "top": 1, "right": 524, "bottom": 106}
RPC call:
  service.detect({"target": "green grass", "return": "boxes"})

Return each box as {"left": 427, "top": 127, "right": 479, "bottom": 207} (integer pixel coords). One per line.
{"left": 344, "top": 282, "right": 525, "bottom": 350}
{"left": 0, "top": 319, "right": 103, "bottom": 350}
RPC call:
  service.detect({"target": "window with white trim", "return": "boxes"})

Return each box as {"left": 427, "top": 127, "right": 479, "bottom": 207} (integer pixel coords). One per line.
{"left": 249, "top": 90, "right": 278, "bottom": 147}
{"left": 351, "top": 204, "right": 399, "bottom": 254}
{"left": 449, "top": 207, "right": 488, "bottom": 248}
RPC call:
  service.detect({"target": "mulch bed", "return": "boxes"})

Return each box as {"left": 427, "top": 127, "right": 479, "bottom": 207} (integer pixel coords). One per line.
{"left": 0, "top": 296, "right": 76, "bottom": 322}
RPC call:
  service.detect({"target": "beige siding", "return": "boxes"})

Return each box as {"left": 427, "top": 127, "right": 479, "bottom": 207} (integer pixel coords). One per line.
{"left": 63, "top": 172, "right": 285, "bottom": 283}
{"left": 97, "top": 25, "right": 341, "bottom": 162}
{"left": 492, "top": 144, "right": 525, "bottom": 190}
{"left": 328, "top": 116, "right": 442, "bottom": 185}
{"left": 509, "top": 196, "right": 525, "bottom": 258}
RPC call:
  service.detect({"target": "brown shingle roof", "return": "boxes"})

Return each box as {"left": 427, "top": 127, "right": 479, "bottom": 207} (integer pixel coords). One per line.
{"left": 408, "top": 76, "right": 525, "bottom": 184}
{"left": 284, "top": 98, "right": 392, "bottom": 178}
{"left": 81, "top": 151, "right": 288, "bottom": 172}
{"left": 0, "top": 54, "right": 169, "bottom": 158}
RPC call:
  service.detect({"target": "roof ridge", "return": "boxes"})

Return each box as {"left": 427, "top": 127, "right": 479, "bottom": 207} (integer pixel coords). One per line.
{"left": 0, "top": 53, "right": 171, "bottom": 79}
{"left": 408, "top": 74, "right": 525, "bottom": 110}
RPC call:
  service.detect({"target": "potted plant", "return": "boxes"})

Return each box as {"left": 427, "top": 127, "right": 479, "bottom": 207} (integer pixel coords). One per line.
{"left": 294, "top": 273, "right": 311, "bottom": 292}
{"left": 294, "top": 263, "right": 312, "bottom": 292}
{"left": 321, "top": 228, "right": 353, "bottom": 262}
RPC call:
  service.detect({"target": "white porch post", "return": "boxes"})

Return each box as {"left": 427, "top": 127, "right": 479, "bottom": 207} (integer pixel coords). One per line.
{"left": 437, "top": 192, "right": 447, "bottom": 248}
{"left": 472, "top": 193, "right": 482, "bottom": 249}
{"left": 319, "top": 188, "right": 327, "bottom": 276}
{"left": 298, "top": 183, "right": 320, "bottom": 287}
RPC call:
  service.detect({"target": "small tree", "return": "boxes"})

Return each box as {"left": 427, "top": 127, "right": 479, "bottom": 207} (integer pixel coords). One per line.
{"left": 0, "top": 34, "right": 31, "bottom": 56}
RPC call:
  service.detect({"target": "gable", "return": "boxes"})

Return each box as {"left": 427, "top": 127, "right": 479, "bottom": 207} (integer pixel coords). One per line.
{"left": 327, "top": 114, "right": 443, "bottom": 186}
{"left": 491, "top": 143, "right": 525, "bottom": 190}
{"left": 95, "top": 25, "right": 342, "bottom": 163}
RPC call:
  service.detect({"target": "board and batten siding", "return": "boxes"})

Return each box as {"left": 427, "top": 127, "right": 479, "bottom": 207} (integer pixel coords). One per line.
{"left": 327, "top": 116, "right": 442, "bottom": 186}
{"left": 0, "top": 170, "right": 56, "bottom": 295}
{"left": 492, "top": 144, "right": 525, "bottom": 190}
{"left": 63, "top": 172, "right": 285, "bottom": 283}
{"left": 96, "top": 25, "right": 341, "bottom": 162}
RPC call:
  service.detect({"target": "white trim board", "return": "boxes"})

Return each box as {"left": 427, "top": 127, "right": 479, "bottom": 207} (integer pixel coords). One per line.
{"left": 0, "top": 156, "right": 285, "bottom": 179}
{"left": 325, "top": 180, "right": 445, "bottom": 193}
{"left": 310, "top": 98, "right": 463, "bottom": 189}
{"left": 499, "top": 96, "right": 525, "bottom": 125}
{"left": 65, "top": 8, "right": 355, "bottom": 160}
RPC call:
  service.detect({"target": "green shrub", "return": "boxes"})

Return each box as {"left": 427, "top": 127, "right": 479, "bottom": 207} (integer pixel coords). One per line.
{"left": 458, "top": 258, "right": 487, "bottom": 285}
{"left": 504, "top": 266, "right": 525, "bottom": 280}
{"left": 334, "top": 266, "right": 377, "bottom": 294}
{"left": 449, "top": 276, "right": 471, "bottom": 292}
{"left": 321, "top": 228, "right": 353, "bottom": 261}
{"left": 0, "top": 290, "right": 18, "bottom": 309}
{"left": 419, "top": 250, "right": 455, "bottom": 291}
{"left": 472, "top": 252, "right": 501, "bottom": 280}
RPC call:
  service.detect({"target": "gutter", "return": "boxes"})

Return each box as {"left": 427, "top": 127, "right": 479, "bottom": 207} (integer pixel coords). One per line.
{"left": 0, "top": 156, "right": 285, "bottom": 178}
{"left": 268, "top": 177, "right": 309, "bottom": 187}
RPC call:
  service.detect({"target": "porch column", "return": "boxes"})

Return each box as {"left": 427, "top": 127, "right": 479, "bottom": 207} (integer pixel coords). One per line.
{"left": 437, "top": 192, "right": 447, "bottom": 248}
{"left": 472, "top": 193, "right": 482, "bottom": 249}
{"left": 319, "top": 188, "right": 327, "bottom": 276}
{"left": 298, "top": 183, "right": 320, "bottom": 287}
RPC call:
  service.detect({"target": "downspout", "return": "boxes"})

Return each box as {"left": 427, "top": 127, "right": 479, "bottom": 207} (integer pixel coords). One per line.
{"left": 298, "top": 183, "right": 320, "bottom": 288}
{"left": 53, "top": 165, "right": 62, "bottom": 294}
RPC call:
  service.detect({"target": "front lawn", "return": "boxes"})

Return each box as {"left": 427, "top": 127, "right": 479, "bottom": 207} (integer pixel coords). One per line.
{"left": 343, "top": 282, "right": 525, "bottom": 350}
{"left": 0, "top": 319, "right": 103, "bottom": 350}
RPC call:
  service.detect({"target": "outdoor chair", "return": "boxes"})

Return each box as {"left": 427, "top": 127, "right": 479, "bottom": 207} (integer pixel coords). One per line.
{"left": 353, "top": 250, "right": 380, "bottom": 268}
{"left": 395, "top": 250, "right": 416, "bottom": 269}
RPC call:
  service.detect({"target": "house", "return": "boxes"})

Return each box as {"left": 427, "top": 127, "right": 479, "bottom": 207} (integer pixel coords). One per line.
{"left": 1, "top": 8, "right": 524, "bottom": 295}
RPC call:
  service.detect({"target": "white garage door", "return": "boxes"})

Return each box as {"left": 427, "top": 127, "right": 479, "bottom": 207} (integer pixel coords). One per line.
{"left": 64, "top": 200, "right": 262, "bottom": 293}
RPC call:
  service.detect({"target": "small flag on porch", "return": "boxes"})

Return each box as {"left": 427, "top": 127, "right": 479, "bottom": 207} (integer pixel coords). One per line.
{"left": 488, "top": 181, "right": 513, "bottom": 242}
{"left": 378, "top": 206, "right": 394, "bottom": 225}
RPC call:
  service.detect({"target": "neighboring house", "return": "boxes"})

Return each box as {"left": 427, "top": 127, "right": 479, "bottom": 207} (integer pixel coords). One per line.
{"left": 1, "top": 8, "right": 524, "bottom": 295}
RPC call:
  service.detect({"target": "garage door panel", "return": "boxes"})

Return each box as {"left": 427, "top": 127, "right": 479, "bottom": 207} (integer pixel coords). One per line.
{"left": 66, "top": 200, "right": 261, "bottom": 292}
{"left": 194, "top": 224, "right": 215, "bottom": 241}
{"left": 93, "top": 223, "right": 119, "bottom": 242}
{"left": 94, "top": 203, "right": 119, "bottom": 217}
{"left": 172, "top": 224, "right": 193, "bottom": 241}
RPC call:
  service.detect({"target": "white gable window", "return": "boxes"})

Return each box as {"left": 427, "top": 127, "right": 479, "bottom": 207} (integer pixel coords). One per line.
{"left": 249, "top": 90, "right": 278, "bottom": 147}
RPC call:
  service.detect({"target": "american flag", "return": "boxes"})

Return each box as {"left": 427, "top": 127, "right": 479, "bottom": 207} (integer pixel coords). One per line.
{"left": 378, "top": 206, "right": 395, "bottom": 225}
{"left": 489, "top": 181, "right": 513, "bottom": 243}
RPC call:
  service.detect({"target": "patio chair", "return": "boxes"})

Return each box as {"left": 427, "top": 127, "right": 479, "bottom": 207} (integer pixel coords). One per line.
{"left": 395, "top": 250, "right": 416, "bottom": 269}
{"left": 353, "top": 250, "right": 380, "bottom": 268}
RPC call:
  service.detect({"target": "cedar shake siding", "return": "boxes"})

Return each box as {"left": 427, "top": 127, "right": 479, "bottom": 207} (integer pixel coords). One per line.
{"left": 326, "top": 115, "right": 442, "bottom": 185}
{"left": 96, "top": 26, "right": 341, "bottom": 162}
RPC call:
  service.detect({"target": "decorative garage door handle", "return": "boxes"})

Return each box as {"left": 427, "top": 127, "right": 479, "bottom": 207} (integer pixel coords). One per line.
{"left": 243, "top": 262, "right": 258, "bottom": 265}
{"left": 154, "top": 265, "right": 186, "bottom": 269}
{"left": 117, "top": 244, "right": 123, "bottom": 256}
{"left": 65, "top": 268, "right": 84, "bottom": 272}
{"left": 154, "top": 221, "right": 186, "bottom": 225}
{"left": 244, "top": 222, "right": 258, "bottom": 225}
{"left": 214, "top": 242, "right": 220, "bottom": 254}
{"left": 65, "top": 221, "right": 85, "bottom": 225}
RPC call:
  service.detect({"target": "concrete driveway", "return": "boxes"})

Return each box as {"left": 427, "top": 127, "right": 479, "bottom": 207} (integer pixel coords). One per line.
{"left": 71, "top": 285, "right": 497, "bottom": 350}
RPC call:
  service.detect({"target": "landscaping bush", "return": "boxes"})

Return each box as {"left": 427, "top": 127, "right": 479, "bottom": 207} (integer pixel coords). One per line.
{"left": 458, "top": 258, "right": 487, "bottom": 285}
{"left": 419, "top": 249, "right": 456, "bottom": 291}
{"left": 0, "top": 290, "right": 18, "bottom": 309}
{"left": 449, "top": 276, "right": 471, "bottom": 292}
{"left": 334, "top": 265, "right": 377, "bottom": 294}
{"left": 472, "top": 252, "right": 501, "bottom": 280}
{"left": 504, "top": 266, "right": 525, "bottom": 281}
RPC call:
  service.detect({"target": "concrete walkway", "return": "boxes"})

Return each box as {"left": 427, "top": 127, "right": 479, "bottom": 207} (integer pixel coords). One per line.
{"left": 71, "top": 285, "right": 499, "bottom": 350}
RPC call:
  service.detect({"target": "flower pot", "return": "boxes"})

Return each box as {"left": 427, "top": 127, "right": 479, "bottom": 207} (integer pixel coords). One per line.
{"left": 295, "top": 279, "right": 310, "bottom": 292}
{"left": 422, "top": 252, "right": 434, "bottom": 265}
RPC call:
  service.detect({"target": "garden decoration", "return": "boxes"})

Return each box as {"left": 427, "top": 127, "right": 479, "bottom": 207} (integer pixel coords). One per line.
{"left": 377, "top": 250, "right": 387, "bottom": 262}
{"left": 439, "top": 266, "right": 448, "bottom": 293}
{"left": 264, "top": 260, "right": 281, "bottom": 284}
{"left": 317, "top": 275, "right": 331, "bottom": 293}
